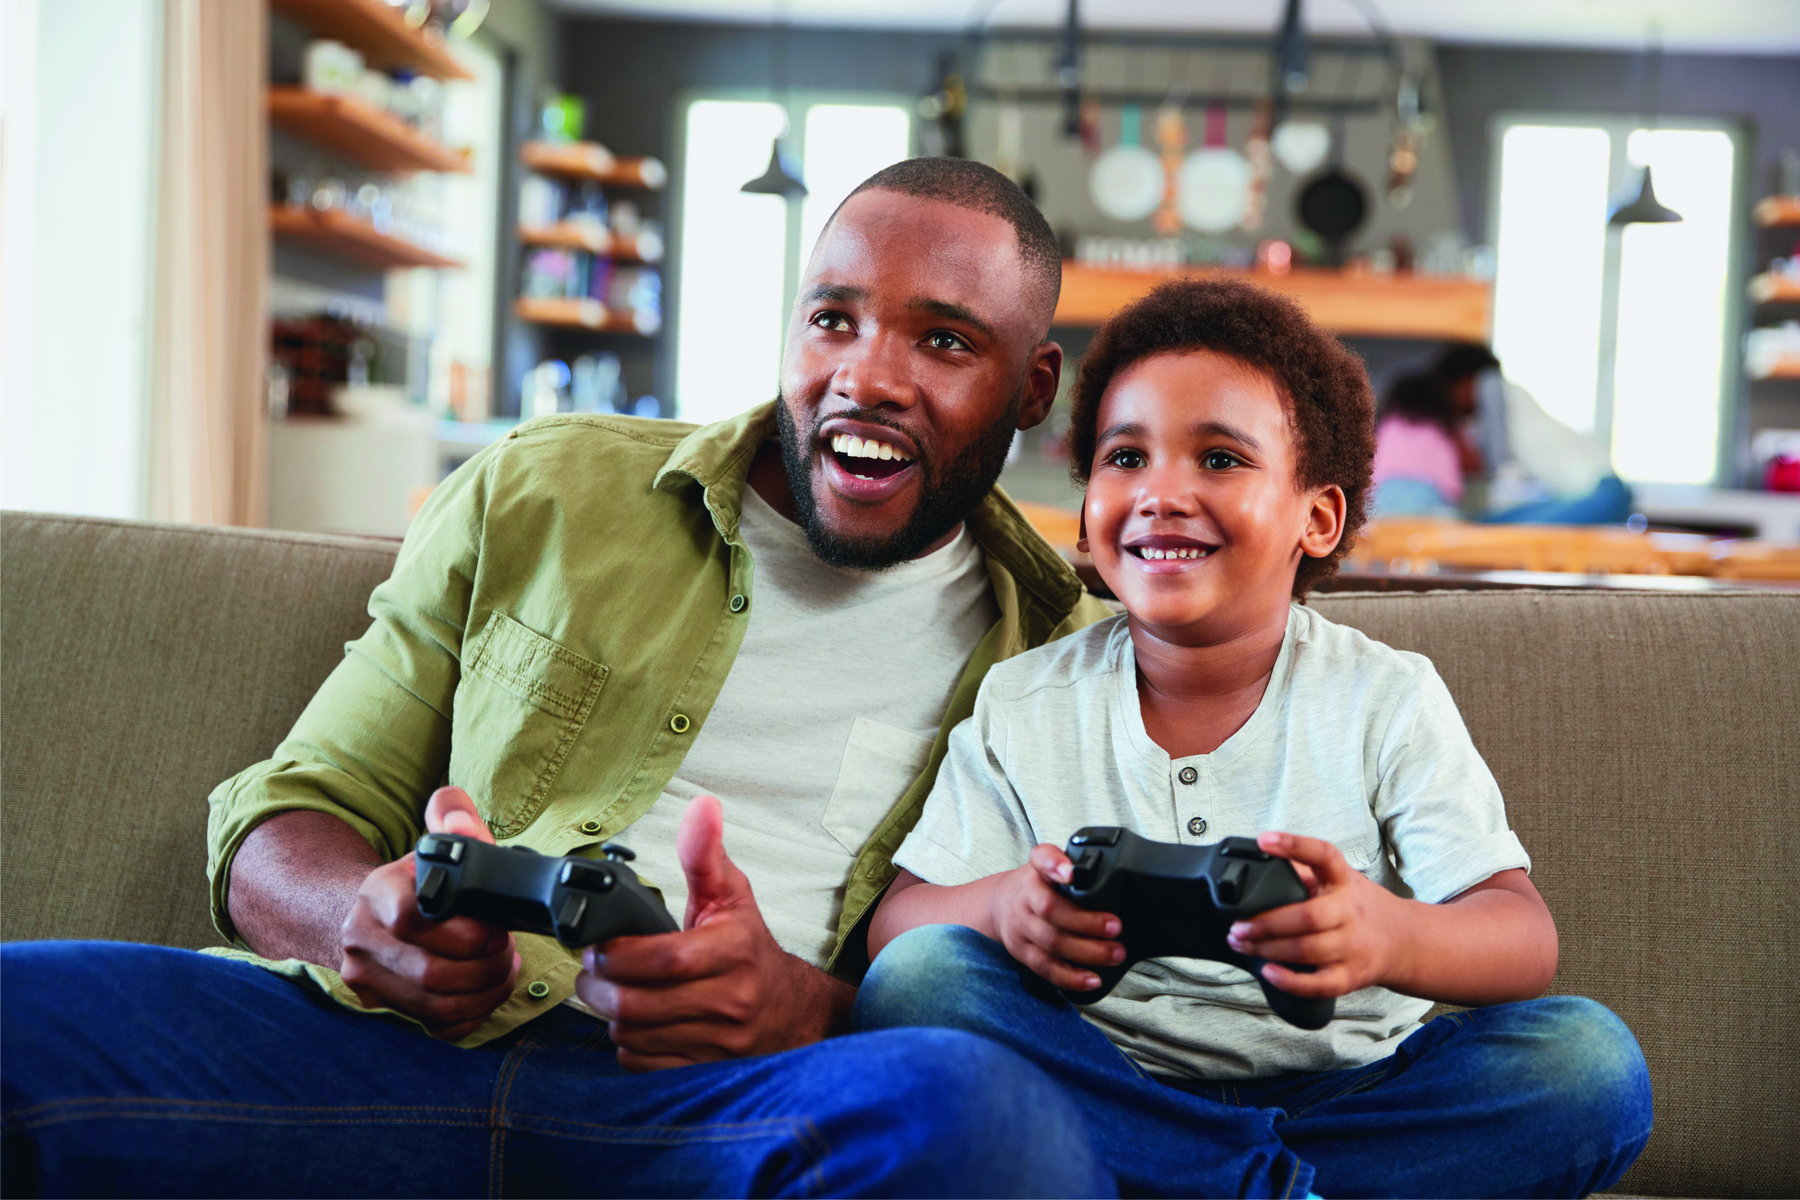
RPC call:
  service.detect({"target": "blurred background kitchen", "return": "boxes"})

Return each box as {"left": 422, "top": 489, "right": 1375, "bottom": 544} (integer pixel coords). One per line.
{"left": 4, "top": 0, "right": 1799, "bottom": 587}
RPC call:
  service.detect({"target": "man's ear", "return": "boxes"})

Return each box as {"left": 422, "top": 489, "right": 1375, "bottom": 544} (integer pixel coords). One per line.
{"left": 1016, "top": 341, "right": 1064, "bottom": 431}
{"left": 1299, "top": 485, "right": 1347, "bottom": 559}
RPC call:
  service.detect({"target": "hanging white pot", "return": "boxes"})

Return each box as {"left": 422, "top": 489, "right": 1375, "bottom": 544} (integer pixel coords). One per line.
{"left": 1177, "top": 102, "right": 1250, "bottom": 234}
{"left": 1090, "top": 104, "right": 1164, "bottom": 222}
{"left": 1271, "top": 120, "right": 1330, "bottom": 175}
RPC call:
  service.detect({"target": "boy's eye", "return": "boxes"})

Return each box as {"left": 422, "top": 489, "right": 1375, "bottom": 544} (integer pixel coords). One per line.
{"left": 1202, "top": 450, "right": 1243, "bottom": 471}
{"left": 924, "top": 331, "right": 971, "bottom": 352}
{"left": 811, "top": 311, "right": 852, "bottom": 333}
{"left": 1106, "top": 448, "right": 1146, "bottom": 469}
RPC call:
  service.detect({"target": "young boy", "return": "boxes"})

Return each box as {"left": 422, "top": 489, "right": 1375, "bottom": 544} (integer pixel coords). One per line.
{"left": 855, "top": 279, "right": 1651, "bottom": 1199}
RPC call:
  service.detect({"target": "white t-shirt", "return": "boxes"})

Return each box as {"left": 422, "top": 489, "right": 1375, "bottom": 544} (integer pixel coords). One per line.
{"left": 895, "top": 605, "right": 1530, "bottom": 1081}
{"left": 622, "top": 484, "right": 998, "bottom": 967}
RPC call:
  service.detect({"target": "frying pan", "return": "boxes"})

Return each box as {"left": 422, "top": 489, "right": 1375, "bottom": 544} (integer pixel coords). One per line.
{"left": 1296, "top": 120, "right": 1368, "bottom": 265}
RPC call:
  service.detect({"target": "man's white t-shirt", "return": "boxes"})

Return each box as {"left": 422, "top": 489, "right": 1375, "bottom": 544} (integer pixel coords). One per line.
{"left": 622, "top": 484, "right": 998, "bottom": 967}
{"left": 895, "top": 605, "right": 1530, "bottom": 1081}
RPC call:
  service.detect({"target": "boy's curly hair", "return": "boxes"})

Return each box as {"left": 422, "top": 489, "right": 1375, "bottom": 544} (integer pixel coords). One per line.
{"left": 1067, "top": 276, "right": 1376, "bottom": 599}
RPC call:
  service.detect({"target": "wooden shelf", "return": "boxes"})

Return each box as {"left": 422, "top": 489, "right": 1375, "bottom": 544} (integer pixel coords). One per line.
{"left": 514, "top": 296, "right": 660, "bottom": 334}
{"left": 1751, "top": 357, "right": 1800, "bottom": 381}
{"left": 1751, "top": 273, "right": 1800, "bottom": 304}
{"left": 270, "top": 0, "right": 472, "bottom": 80}
{"left": 520, "top": 142, "right": 667, "bottom": 190}
{"left": 1754, "top": 196, "right": 1800, "bottom": 228}
{"left": 269, "top": 88, "right": 470, "bottom": 174}
{"left": 518, "top": 223, "right": 661, "bottom": 263}
{"left": 1054, "top": 264, "right": 1492, "bottom": 341}
{"left": 272, "top": 206, "right": 462, "bottom": 270}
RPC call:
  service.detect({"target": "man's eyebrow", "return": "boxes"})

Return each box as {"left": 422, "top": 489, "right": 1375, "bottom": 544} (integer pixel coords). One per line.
{"left": 908, "top": 297, "right": 996, "bottom": 341}
{"left": 802, "top": 283, "right": 866, "bottom": 305}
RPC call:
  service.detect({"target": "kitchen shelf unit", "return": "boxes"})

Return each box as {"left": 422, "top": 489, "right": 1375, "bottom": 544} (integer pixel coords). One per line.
{"left": 1753, "top": 196, "right": 1800, "bottom": 228}
{"left": 270, "top": 0, "right": 472, "bottom": 80}
{"left": 518, "top": 222, "right": 659, "bottom": 263}
{"left": 1055, "top": 264, "right": 1492, "bottom": 341}
{"left": 514, "top": 296, "right": 659, "bottom": 335}
{"left": 272, "top": 206, "right": 462, "bottom": 272}
{"left": 1750, "top": 273, "right": 1800, "bottom": 305}
{"left": 269, "top": 87, "right": 470, "bottom": 174}
{"left": 519, "top": 142, "right": 667, "bottom": 190}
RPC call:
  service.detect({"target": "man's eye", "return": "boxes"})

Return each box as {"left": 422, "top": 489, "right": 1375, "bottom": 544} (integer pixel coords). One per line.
{"left": 925, "top": 331, "right": 970, "bottom": 351}
{"left": 811, "top": 312, "right": 852, "bottom": 332}
{"left": 1106, "top": 448, "right": 1146, "bottom": 469}
{"left": 1203, "top": 450, "right": 1242, "bottom": 470}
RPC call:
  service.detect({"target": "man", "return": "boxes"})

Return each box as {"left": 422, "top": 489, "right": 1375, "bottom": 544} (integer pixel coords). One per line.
{"left": 1, "top": 160, "right": 1115, "bottom": 1197}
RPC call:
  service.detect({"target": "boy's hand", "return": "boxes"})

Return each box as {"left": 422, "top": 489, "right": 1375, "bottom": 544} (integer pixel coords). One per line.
{"left": 989, "top": 844, "right": 1124, "bottom": 991}
{"left": 1225, "top": 831, "right": 1403, "bottom": 1000}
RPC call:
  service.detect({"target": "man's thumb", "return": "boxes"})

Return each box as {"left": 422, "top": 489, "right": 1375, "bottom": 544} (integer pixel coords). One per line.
{"left": 677, "top": 794, "right": 746, "bottom": 920}
{"left": 425, "top": 786, "right": 496, "bottom": 844}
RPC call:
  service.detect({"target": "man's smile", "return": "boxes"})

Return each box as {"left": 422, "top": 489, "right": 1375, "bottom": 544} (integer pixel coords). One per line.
{"left": 816, "top": 418, "right": 922, "bottom": 502}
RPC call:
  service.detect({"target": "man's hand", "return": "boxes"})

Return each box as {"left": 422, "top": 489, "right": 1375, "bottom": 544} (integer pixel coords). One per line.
{"left": 575, "top": 795, "right": 855, "bottom": 1072}
{"left": 1225, "top": 831, "right": 1402, "bottom": 999}
{"left": 337, "top": 787, "right": 521, "bottom": 1041}
{"left": 987, "top": 844, "right": 1123, "bottom": 992}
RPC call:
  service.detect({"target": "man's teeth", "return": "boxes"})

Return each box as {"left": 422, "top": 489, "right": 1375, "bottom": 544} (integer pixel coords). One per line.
{"left": 829, "top": 433, "right": 913, "bottom": 462}
{"left": 1133, "top": 546, "right": 1211, "bottom": 560}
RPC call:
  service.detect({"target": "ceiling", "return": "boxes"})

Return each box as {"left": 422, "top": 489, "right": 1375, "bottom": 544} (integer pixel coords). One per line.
{"left": 544, "top": 0, "right": 1800, "bottom": 55}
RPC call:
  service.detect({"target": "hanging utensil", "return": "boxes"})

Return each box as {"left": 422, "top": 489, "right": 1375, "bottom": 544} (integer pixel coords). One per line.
{"left": 1090, "top": 103, "right": 1163, "bottom": 223}
{"left": 1152, "top": 102, "right": 1186, "bottom": 236}
{"left": 1271, "top": 119, "right": 1330, "bottom": 175}
{"left": 1240, "top": 98, "right": 1273, "bottom": 232}
{"left": 1177, "top": 99, "right": 1251, "bottom": 234}
{"left": 1296, "top": 116, "right": 1368, "bottom": 266}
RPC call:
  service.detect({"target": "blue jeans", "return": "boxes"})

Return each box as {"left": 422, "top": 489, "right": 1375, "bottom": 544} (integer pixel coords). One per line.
{"left": 1483, "top": 477, "right": 1634, "bottom": 525}
{"left": 0, "top": 941, "right": 1114, "bottom": 1198}
{"left": 855, "top": 926, "right": 1653, "bottom": 1199}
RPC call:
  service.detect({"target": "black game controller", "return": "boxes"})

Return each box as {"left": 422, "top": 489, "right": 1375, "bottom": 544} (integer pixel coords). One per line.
{"left": 1056, "top": 827, "right": 1335, "bottom": 1030}
{"left": 414, "top": 833, "right": 679, "bottom": 947}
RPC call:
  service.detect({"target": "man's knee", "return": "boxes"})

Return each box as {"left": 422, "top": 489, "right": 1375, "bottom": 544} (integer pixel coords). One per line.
{"left": 856, "top": 924, "right": 1019, "bottom": 1032}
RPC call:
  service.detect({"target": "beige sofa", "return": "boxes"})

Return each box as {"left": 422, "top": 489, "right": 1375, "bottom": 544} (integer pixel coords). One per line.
{"left": 2, "top": 510, "right": 1796, "bottom": 1197}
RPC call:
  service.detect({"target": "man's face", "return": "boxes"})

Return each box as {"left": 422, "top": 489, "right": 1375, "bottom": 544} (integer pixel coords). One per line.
{"left": 776, "top": 190, "right": 1060, "bottom": 568}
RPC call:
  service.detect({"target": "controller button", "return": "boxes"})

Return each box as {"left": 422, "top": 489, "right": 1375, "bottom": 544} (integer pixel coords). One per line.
{"left": 1069, "top": 849, "right": 1101, "bottom": 890}
{"left": 1178, "top": 766, "right": 1198, "bottom": 785}
{"left": 1217, "top": 859, "right": 1248, "bottom": 904}
{"left": 557, "top": 894, "right": 589, "bottom": 930}
{"left": 579, "top": 819, "right": 603, "bottom": 835}
{"left": 418, "top": 865, "right": 448, "bottom": 906}
{"left": 1069, "top": 828, "right": 1120, "bottom": 847}
{"left": 1187, "top": 816, "right": 1208, "bottom": 836}
{"left": 417, "top": 836, "right": 464, "bottom": 864}
{"left": 526, "top": 981, "right": 551, "bottom": 999}
{"left": 560, "top": 861, "right": 614, "bottom": 891}
{"left": 599, "top": 842, "right": 636, "bottom": 863}
{"left": 1220, "top": 840, "right": 1269, "bottom": 860}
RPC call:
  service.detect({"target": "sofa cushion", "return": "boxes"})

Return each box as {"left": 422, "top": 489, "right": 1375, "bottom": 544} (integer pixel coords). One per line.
{"left": 0, "top": 512, "right": 399, "bottom": 952}
{"left": 1311, "top": 588, "right": 1799, "bottom": 1199}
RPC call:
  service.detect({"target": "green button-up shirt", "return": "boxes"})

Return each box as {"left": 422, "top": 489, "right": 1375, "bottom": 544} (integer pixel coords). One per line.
{"left": 205, "top": 402, "right": 1110, "bottom": 1046}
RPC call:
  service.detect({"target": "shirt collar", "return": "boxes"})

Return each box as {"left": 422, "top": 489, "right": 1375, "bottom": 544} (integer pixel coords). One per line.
{"left": 653, "top": 399, "right": 1085, "bottom": 616}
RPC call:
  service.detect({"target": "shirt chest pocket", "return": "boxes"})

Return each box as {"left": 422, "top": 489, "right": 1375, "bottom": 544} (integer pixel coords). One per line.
{"left": 821, "top": 717, "right": 935, "bottom": 856}
{"left": 451, "top": 612, "right": 608, "bottom": 839}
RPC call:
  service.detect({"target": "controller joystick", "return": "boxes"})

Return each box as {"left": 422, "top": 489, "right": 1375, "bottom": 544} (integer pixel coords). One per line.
{"left": 414, "top": 832, "right": 678, "bottom": 947}
{"left": 1055, "top": 827, "right": 1336, "bottom": 1030}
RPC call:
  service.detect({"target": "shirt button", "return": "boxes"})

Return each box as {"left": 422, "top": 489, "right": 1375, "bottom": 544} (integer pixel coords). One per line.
{"left": 579, "top": 819, "right": 603, "bottom": 835}
{"left": 669, "top": 713, "right": 691, "bottom": 734}
{"left": 729, "top": 593, "right": 747, "bottom": 613}
{"left": 1187, "top": 816, "right": 1207, "bottom": 836}
{"left": 526, "top": 981, "right": 550, "bottom": 999}
{"left": 1178, "top": 766, "right": 1198, "bottom": 785}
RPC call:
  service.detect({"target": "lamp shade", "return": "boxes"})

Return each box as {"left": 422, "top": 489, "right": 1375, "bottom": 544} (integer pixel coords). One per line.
{"left": 1608, "top": 164, "right": 1682, "bottom": 226}
{"left": 742, "top": 140, "right": 808, "bottom": 199}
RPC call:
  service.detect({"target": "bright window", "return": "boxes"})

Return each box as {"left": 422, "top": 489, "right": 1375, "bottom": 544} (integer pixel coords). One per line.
{"left": 675, "top": 98, "right": 909, "bottom": 427}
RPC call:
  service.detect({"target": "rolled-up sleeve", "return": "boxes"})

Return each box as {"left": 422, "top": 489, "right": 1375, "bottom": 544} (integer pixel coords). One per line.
{"left": 205, "top": 445, "right": 495, "bottom": 947}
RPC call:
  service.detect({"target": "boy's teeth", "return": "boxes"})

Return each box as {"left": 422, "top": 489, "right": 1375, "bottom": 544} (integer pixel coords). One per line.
{"left": 829, "top": 432, "right": 913, "bottom": 462}
{"left": 1134, "top": 546, "right": 1210, "bottom": 560}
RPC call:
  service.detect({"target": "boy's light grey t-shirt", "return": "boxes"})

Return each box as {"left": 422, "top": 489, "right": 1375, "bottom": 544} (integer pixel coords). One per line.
{"left": 894, "top": 605, "right": 1530, "bottom": 1081}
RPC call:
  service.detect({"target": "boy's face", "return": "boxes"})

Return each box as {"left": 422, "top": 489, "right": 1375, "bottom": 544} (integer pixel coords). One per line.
{"left": 1081, "top": 350, "right": 1345, "bottom": 643}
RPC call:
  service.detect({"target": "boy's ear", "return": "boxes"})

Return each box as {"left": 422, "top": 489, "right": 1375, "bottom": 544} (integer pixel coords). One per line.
{"left": 1076, "top": 505, "right": 1089, "bottom": 554}
{"left": 1299, "top": 485, "right": 1347, "bottom": 559}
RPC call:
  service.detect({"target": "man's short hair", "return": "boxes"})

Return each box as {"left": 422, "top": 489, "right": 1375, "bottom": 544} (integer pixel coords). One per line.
{"left": 1065, "top": 277, "right": 1376, "bottom": 599}
{"left": 832, "top": 157, "right": 1062, "bottom": 335}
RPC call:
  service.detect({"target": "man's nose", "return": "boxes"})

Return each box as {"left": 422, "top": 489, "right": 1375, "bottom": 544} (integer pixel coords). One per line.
{"left": 830, "top": 331, "right": 916, "bottom": 410}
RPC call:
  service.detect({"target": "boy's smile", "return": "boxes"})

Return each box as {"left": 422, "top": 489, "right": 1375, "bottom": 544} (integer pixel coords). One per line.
{"left": 1082, "top": 349, "right": 1345, "bottom": 645}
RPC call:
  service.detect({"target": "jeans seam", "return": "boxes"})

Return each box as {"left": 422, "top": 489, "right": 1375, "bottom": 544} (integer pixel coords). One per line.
{"left": 491, "top": 1035, "right": 543, "bottom": 1199}
{"left": 3, "top": 1102, "right": 489, "bottom": 1131}
{"left": 3, "top": 1097, "right": 488, "bottom": 1125}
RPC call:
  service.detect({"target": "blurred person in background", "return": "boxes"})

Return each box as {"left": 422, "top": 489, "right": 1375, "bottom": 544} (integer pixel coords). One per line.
{"left": 1370, "top": 373, "right": 1478, "bottom": 517}
{"left": 1434, "top": 344, "right": 1634, "bottom": 526}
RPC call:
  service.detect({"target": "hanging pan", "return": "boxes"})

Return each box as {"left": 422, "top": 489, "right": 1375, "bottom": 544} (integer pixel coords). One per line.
{"left": 1295, "top": 118, "right": 1368, "bottom": 266}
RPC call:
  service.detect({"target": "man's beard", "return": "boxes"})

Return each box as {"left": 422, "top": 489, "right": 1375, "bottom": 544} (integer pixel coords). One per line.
{"left": 776, "top": 386, "right": 1022, "bottom": 570}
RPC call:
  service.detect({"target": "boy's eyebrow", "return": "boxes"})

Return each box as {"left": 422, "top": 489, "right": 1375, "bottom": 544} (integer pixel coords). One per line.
{"left": 908, "top": 297, "right": 995, "bottom": 340}
{"left": 1096, "top": 421, "right": 1145, "bottom": 443}
{"left": 1096, "top": 419, "right": 1264, "bottom": 452}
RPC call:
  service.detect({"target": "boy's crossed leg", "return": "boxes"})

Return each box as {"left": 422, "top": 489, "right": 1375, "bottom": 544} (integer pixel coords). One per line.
{"left": 856, "top": 924, "right": 1651, "bottom": 1199}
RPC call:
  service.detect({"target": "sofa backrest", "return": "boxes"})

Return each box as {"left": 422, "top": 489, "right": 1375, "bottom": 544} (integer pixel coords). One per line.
{"left": 1, "top": 512, "right": 400, "bottom": 952}
{"left": 3, "top": 512, "right": 1795, "bottom": 1196}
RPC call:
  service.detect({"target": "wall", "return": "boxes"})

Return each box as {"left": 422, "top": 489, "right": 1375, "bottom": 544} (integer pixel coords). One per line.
{"left": 2, "top": 0, "right": 162, "bottom": 518}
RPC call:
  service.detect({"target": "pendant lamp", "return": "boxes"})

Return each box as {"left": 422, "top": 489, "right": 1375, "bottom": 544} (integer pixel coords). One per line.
{"left": 1609, "top": 28, "right": 1681, "bottom": 226}
{"left": 742, "top": 6, "right": 807, "bottom": 200}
